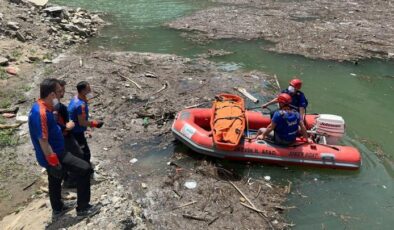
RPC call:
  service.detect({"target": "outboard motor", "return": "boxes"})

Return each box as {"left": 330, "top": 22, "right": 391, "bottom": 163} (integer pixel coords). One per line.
{"left": 315, "top": 114, "right": 345, "bottom": 145}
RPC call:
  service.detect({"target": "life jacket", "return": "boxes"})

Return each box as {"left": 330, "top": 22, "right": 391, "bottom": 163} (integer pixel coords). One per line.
{"left": 273, "top": 110, "right": 300, "bottom": 142}
{"left": 282, "top": 89, "right": 308, "bottom": 112}
{"left": 211, "top": 94, "right": 246, "bottom": 150}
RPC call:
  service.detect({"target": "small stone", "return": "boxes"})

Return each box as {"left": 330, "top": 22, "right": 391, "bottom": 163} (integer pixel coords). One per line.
{"left": 240, "top": 197, "right": 246, "bottom": 202}
{"left": 141, "top": 183, "right": 147, "bottom": 189}
{"left": 7, "top": 21, "right": 20, "bottom": 30}
{"left": 26, "top": 0, "right": 48, "bottom": 6}
{"left": 264, "top": 176, "right": 271, "bottom": 181}
{"left": 5, "top": 66, "right": 19, "bottom": 75}
{"left": 0, "top": 57, "right": 9, "bottom": 66}
{"left": 16, "top": 31, "right": 26, "bottom": 42}
{"left": 28, "top": 56, "right": 40, "bottom": 62}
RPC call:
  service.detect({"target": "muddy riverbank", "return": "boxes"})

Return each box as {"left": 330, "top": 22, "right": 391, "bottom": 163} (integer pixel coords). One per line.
{"left": 0, "top": 47, "right": 291, "bottom": 228}
{"left": 167, "top": 0, "right": 394, "bottom": 62}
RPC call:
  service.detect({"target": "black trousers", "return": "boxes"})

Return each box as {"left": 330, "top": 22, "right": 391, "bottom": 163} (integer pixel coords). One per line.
{"left": 47, "top": 151, "right": 92, "bottom": 212}
{"left": 63, "top": 134, "right": 85, "bottom": 185}
{"left": 73, "top": 132, "right": 91, "bottom": 163}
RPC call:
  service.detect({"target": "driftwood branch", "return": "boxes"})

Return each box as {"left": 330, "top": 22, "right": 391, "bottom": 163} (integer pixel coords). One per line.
{"left": 0, "top": 122, "right": 25, "bottom": 129}
{"left": 173, "top": 201, "right": 197, "bottom": 210}
{"left": 0, "top": 107, "right": 19, "bottom": 114}
{"left": 229, "top": 181, "right": 256, "bottom": 210}
{"left": 233, "top": 87, "right": 259, "bottom": 103}
{"left": 240, "top": 202, "right": 268, "bottom": 217}
{"left": 184, "top": 102, "right": 209, "bottom": 109}
{"left": 152, "top": 81, "right": 169, "bottom": 95}
{"left": 229, "top": 181, "right": 274, "bottom": 229}
{"left": 118, "top": 73, "right": 142, "bottom": 89}
{"left": 208, "top": 216, "right": 219, "bottom": 226}
{"left": 182, "top": 214, "right": 208, "bottom": 221}
{"left": 22, "top": 179, "right": 37, "bottom": 191}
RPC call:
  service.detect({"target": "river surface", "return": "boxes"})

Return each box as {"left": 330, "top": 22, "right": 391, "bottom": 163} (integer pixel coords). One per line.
{"left": 55, "top": 0, "right": 394, "bottom": 229}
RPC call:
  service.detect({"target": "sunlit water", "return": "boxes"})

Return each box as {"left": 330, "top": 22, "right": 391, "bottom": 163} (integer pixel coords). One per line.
{"left": 55, "top": 0, "right": 394, "bottom": 228}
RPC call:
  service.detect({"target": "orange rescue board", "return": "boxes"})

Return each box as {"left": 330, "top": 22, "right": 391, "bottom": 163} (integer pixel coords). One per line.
{"left": 210, "top": 94, "right": 246, "bottom": 150}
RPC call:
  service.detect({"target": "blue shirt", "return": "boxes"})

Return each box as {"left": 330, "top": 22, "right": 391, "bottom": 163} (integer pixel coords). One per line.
{"left": 272, "top": 110, "right": 300, "bottom": 142}
{"left": 281, "top": 89, "right": 308, "bottom": 112}
{"left": 68, "top": 96, "right": 89, "bottom": 133}
{"left": 28, "top": 100, "right": 64, "bottom": 167}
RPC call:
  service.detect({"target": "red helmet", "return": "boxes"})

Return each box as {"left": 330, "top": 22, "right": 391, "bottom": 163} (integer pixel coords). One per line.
{"left": 277, "top": 93, "right": 292, "bottom": 104}
{"left": 289, "top": 78, "right": 302, "bottom": 90}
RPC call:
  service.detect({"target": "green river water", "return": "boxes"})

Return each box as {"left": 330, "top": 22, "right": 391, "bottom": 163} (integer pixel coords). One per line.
{"left": 54, "top": 0, "right": 394, "bottom": 228}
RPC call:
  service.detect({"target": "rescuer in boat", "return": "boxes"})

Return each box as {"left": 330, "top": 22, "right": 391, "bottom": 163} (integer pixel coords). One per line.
{"left": 256, "top": 93, "right": 309, "bottom": 145}
{"left": 261, "top": 78, "right": 308, "bottom": 120}
{"left": 28, "top": 79, "right": 100, "bottom": 219}
{"left": 68, "top": 81, "right": 104, "bottom": 165}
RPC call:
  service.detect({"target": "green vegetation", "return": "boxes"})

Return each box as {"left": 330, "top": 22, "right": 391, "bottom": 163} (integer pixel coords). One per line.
{"left": 10, "top": 49, "right": 23, "bottom": 60}
{"left": 0, "top": 68, "right": 8, "bottom": 80}
{"left": 0, "top": 129, "right": 19, "bottom": 147}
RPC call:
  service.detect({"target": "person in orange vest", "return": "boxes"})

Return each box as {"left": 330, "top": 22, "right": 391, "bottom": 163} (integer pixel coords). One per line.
{"left": 256, "top": 93, "right": 308, "bottom": 145}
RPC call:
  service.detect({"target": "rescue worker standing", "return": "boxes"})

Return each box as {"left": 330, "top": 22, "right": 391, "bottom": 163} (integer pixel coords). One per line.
{"left": 54, "top": 80, "right": 84, "bottom": 188}
{"left": 68, "top": 81, "right": 104, "bottom": 164}
{"left": 28, "top": 79, "right": 99, "bottom": 218}
{"left": 262, "top": 78, "right": 308, "bottom": 120}
{"left": 256, "top": 93, "right": 308, "bottom": 145}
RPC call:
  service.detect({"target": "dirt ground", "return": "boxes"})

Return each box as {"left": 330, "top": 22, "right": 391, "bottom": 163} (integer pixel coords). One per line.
{"left": 167, "top": 0, "right": 394, "bottom": 62}
{"left": 0, "top": 0, "right": 102, "bottom": 221}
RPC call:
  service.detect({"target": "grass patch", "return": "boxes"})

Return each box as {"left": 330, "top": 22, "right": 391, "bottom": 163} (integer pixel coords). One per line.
{"left": 0, "top": 129, "right": 19, "bottom": 147}
{"left": 0, "top": 68, "right": 8, "bottom": 80}
{"left": 11, "top": 49, "right": 23, "bottom": 61}
{"left": 0, "top": 98, "right": 12, "bottom": 109}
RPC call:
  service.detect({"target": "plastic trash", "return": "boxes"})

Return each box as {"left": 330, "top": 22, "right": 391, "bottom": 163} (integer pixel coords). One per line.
{"left": 264, "top": 176, "right": 271, "bottom": 181}
{"left": 130, "top": 158, "right": 138, "bottom": 164}
{"left": 184, "top": 180, "right": 197, "bottom": 189}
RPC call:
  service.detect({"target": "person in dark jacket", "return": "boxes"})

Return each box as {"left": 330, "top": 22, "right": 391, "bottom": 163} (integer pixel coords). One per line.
{"left": 54, "top": 80, "right": 85, "bottom": 188}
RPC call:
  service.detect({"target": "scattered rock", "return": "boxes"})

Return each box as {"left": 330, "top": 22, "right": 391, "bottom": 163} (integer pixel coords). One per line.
{"left": 28, "top": 56, "right": 40, "bottom": 62}
{"left": 5, "top": 66, "right": 19, "bottom": 75}
{"left": 43, "top": 6, "right": 64, "bottom": 18}
{"left": 16, "top": 31, "right": 26, "bottom": 42}
{"left": 0, "top": 57, "right": 9, "bottom": 66}
{"left": 26, "top": 0, "right": 48, "bottom": 7}
{"left": 141, "top": 183, "right": 147, "bottom": 189}
{"left": 7, "top": 21, "right": 20, "bottom": 30}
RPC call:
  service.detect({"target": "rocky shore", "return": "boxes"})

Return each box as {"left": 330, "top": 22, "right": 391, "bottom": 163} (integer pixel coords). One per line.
{"left": 167, "top": 0, "right": 394, "bottom": 62}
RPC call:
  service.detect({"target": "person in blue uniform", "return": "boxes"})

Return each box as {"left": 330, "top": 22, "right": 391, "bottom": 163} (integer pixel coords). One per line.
{"left": 256, "top": 93, "right": 308, "bottom": 145}
{"left": 68, "top": 81, "right": 104, "bottom": 164}
{"left": 28, "top": 78, "right": 99, "bottom": 219}
{"left": 262, "top": 78, "right": 308, "bottom": 120}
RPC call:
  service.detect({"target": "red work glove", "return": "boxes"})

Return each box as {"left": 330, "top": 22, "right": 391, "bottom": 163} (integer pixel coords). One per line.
{"left": 90, "top": 120, "right": 104, "bottom": 128}
{"left": 46, "top": 153, "right": 60, "bottom": 167}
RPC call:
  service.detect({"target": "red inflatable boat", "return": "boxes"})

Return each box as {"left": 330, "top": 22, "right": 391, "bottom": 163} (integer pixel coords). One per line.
{"left": 171, "top": 108, "right": 361, "bottom": 170}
